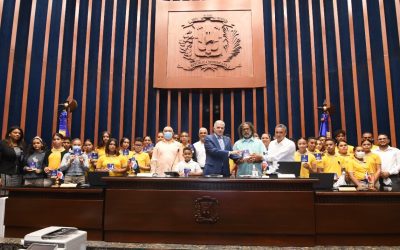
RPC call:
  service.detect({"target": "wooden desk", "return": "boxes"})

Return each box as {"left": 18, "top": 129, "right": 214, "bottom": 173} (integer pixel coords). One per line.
{"left": 4, "top": 188, "right": 104, "bottom": 241}
{"left": 315, "top": 191, "right": 400, "bottom": 245}
{"left": 103, "top": 177, "right": 316, "bottom": 246}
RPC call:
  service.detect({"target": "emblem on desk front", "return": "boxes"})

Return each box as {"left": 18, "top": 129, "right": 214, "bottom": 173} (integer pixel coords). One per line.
{"left": 194, "top": 196, "right": 219, "bottom": 224}
{"left": 178, "top": 15, "right": 242, "bottom": 71}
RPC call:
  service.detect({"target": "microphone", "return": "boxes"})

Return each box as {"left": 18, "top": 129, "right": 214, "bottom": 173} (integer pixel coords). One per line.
{"left": 169, "top": 148, "right": 180, "bottom": 172}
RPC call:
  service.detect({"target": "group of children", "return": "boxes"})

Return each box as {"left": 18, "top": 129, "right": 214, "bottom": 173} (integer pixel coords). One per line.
{"left": 294, "top": 131, "right": 382, "bottom": 190}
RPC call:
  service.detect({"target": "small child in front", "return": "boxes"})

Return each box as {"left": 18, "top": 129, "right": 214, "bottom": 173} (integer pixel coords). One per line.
{"left": 174, "top": 147, "right": 202, "bottom": 177}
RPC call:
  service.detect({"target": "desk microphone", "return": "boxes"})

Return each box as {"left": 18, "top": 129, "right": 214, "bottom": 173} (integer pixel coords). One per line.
{"left": 169, "top": 148, "right": 180, "bottom": 172}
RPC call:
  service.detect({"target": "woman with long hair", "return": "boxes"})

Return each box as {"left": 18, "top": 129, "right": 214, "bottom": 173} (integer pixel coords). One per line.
{"left": 96, "top": 138, "right": 128, "bottom": 177}
{"left": 83, "top": 139, "right": 96, "bottom": 172}
{"left": 0, "top": 126, "right": 26, "bottom": 189}
{"left": 95, "top": 131, "right": 111, "bottom": 158}
{"left": 362, "top": 139, "right": 381, "bottom": 187}
{"left": 23, "top": 136, "right": 52, "bottom": 187}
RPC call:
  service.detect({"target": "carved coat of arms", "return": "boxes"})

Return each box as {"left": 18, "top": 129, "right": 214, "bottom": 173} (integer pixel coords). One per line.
{"left": 178, "top": 15, "right": 242, "bottom": 71}
{"left": 194, "top": 196, "right": 219, "bottom": 224}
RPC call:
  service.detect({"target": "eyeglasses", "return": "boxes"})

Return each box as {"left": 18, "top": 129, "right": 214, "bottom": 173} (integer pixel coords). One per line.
{"left": 134, "top": 144, "right": 143, "bottom": 147}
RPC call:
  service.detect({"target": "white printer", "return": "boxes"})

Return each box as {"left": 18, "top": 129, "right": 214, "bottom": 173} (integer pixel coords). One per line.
{"left": 21, "top": 226, "right": 86, "bottom": 250}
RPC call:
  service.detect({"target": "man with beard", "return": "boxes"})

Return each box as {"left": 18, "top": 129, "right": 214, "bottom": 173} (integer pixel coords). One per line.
{"left": 373, "top": 134, "right": 400, "bottom": 186}
{"left": 233, "top": 122, "right": 266, "bottom": 176}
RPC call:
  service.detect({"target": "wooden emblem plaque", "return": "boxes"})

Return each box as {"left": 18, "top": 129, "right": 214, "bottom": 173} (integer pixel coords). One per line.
{"left": 154, "top": 0, "right": 266, "bottom": 89}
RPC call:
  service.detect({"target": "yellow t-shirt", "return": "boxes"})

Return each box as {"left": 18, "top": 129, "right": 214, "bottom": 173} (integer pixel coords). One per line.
{"left": 48, "top": 147, "right": 65, "bottom": 170}
{"left": 347, "top": 158, "right": 375, "bottom": 180}
{"left": 294, "top": 151, "right": 317, "bottom": 178}
{"left": 321, "top": 153, "right": 343, "bottom": 177}
{"left": 310, "top": 151, "right": 324, "bottom": 169}
{"left": 365, "top": 152, "right": 381, "bottom": 173}
{"left": 337, "top": 154, "right": 353, "bottom": 172}
{"left": 96, "top": 147, "right": 106, "bottom": 158}
{"left": 132, "top": 151, "right": 151, "bottom": 173}
{"left": 335, "top": 145, "right": 354, "bottom": 155}
{"left": 97, "top": 154, "right": 128, "bottom": 177}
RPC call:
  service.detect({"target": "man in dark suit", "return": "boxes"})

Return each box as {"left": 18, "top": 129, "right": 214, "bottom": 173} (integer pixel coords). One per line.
{"left": 204, "top": 120, "right": 241, "bottom": 177}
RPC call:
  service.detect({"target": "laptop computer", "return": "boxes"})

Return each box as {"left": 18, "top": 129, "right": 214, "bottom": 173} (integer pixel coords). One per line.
{"left": 87, "top": 172, "right": 109, "bottom": 187}
{"left": 309, "top": 173, "right": 335, "bottom": 190}
{"left": 276, "top": 161, "right": 301, "bottom": 177}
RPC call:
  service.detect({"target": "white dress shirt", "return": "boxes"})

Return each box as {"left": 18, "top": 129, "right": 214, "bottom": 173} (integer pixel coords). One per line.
{"left": 373, "top": 146, "right": 400, "bottom": 175}
{"left": 174, "top": 159, "right": 202, "bottom": 175}
{"left": 265, "top": 137, "right": 296, "bottom": 161}
{"left": 193, "top": 141, "right": 206, "bottom": 168}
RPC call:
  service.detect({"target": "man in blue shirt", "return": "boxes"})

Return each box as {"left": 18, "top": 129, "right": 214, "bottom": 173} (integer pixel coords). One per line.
{"left": 233, "top": 122, "right": 266, "bottom": 176}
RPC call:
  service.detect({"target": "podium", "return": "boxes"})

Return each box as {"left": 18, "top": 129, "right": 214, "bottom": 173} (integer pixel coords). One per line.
{"left": 103, "top": 177, "right": 317, "bottom": 246}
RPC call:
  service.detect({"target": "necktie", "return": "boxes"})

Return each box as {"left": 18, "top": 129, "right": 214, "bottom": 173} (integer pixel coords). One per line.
{"left": 218, "top": 136, "right": 225, "bottom": 150}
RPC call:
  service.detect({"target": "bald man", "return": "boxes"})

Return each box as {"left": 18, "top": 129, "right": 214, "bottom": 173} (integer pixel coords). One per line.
{"left": 151, "top": 126, "right": 183, "bottom": 176}
{"left": 193, "top": 127, "right": 208, "bottom": 169}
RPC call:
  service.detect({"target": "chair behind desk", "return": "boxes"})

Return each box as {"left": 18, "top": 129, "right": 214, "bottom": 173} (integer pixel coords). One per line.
{"left": 87, "top": 172, "right": 109, "bottom": 187}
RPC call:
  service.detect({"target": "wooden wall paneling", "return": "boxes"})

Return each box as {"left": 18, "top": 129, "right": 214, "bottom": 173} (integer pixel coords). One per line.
{"left": 319, "top": 0, "right": 332, "bottom": 134}
{"left": 295, "top": 0, "right": 305, "bottom": 137}
{"left": 188, "top": 91, "right": 192, "bottom": 139}
{"left": 131, "top": 0, "right": 142, "bottom": 140}
{"left": 308, "top": 0, "right": 319, "bottom": 136}
{"left": 230, "top": 91, "right": 234, "bottom": 141}
{"left": 241, "top": 90, "right": 245, "bottom": 122}
{"left": 155, "top": 89, "right": 160, "bottom": 138}
{"left": 199, "top": 91, "right": 203, "bottom": 129}
{"left": 378, "top": 0, "right": 397, "bottom": 147}
{"left": 396, "top": 0, "right": 400, "bottom": 46}
{"left": 347, "top": 0, "right": 362, "bottom": 145}
{"left": 51, "top": 0, "right": 67, "bottom": 134}
{"left": 178, "top": 91, "right": 181, "bottom": 133}
{"left": 220, "top": 91, "right": 224, "bottom": 120}
{"left": 20, "top": 0, "right": 38, "bottom": 130}
{"left": 252, "top": 89, "right": 257, "bottom": 131}
{"left": 283, "top": 0, "right": 293, "bottom": 137}
{"left": 107, "top": 0, "right": 118, "bottom": 132}
{"left": 263, "top": 87, "right": 268, "bottom": 133}
{"left": 271, "top": 0, "right": 280, "bottom": 124}
{"left": 143, "top": 0, "right": 153, "bottom": 137}
{"left": 119, "top": 0, "right": 130, "bottom": 139}
{"left": 362, "top": 0, "right": 378, "bottom": 140}
{"left": 0, "top": 0, "right": 4, "bottom": 28}
{"left": 1, "top": 0, "right": 21, "bottom": 138}
{"left": 80, "top": 0, "right": 93, "bottom": 140}
{"left": 94, "top": 0, "right": 106, "bottom": 146}
{"left": 333, "top": 0, "right": 347, "bottom": 131}
{"left": 209, "top": 92, "right": 214, "bottom": 133}
{"left": 167, "top": 90, "right": 171, "bottom": 126}
{"left": 68, "top": 0, "right": 80, "bottom": 132}
{"left": 37, "top": 0, "right": 53, "bottom": 136}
